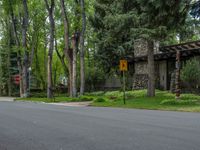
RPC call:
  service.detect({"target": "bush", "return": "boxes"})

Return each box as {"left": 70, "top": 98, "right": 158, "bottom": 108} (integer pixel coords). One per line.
{"left": 125, "top": 92, "right": 135, "bottom": 99}
{"left": 86, "top": 91, "right": 105, "bottom": 96}
{"left": 30, "top": 92, "right": 47, "bottom": 98}
{"left": 181, "top": 58, "right": 200, "bottom": 88}
{"left": 94, "top": 97, "right": 106, "bottom": 102}
{"left": 160, "top": 99, "right": 197, "bottom": 105}
{"left": 79, "top": 96, "right": 93, "bottom": 102}
{"left": 104, "top": 91, "right": 122, "bottom": 97}
{"left": 109, "top": 96, "right": 118, "bottom": 100}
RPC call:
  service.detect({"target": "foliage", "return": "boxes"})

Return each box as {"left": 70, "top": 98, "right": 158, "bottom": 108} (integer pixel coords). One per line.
{"left": 15, "top": 89, "right": 200, "bottom": 112}
{"left": 91, "top": 90, "right": 200, "bottom": 112}
{"left": 181, "top": 58, "right": 200, "bottom": 86}
{"left": 79, "top": 95, "right": 94, "bottom": 101}
{"left": 160, "top": 99, "right": 197, "bottom": 105}
{"left": 190, "top": 0, "right": 200, "bottom": 18}
{"left": 90, "top": 0, "right": 135, "bottom": 73}
{"left": 85, "top": 91, "right": 105, "bottom": 96}
{"left": 0, "top": 0, "right": 199, "bottom": 98}
{"left": 94, "top": 97, "right": 106, "bottom": 102}
{"left": 16, "top": 95, "right": 94, "bottom": 103}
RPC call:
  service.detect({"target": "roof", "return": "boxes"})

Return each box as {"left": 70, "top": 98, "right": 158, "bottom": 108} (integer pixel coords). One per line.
{"left": 160, "top": 40, "right": 200, "bottom": 53}
{"left": 134, "top": 40, "right": 200, "bottom": 62}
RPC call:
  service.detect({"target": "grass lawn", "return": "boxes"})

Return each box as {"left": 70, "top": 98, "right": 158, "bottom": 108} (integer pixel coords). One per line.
{"left": 16, "top": 90, "right": 200, "bottom": 112}
{"left": 15, "top": 95, "right": 93, "bottom": 103}
{"left": 89, "top": 90, "right": 200, "bottom": 112}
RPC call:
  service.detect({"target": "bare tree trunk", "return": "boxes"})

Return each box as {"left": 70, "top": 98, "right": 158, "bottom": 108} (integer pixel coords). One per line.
{"left": 60, "top": 0, "right": 73, "bottom": 97}
{"left": 7, "top": 19, "right": 12, "bottom": 96}
{"left": 44, "top": 0, "right": 55, "bottom": 99}
{"left": 43, "top": 37, "right": 48, "bottom": 90}
{"left": 7, "top": 45, "right": 11, "bottom": 97}
{"left": 72, "top": 34, "right": 78, "bottom": 97}
{"left": 22, "top": 0, "right": 29, "bottom": 98}
{"left": 80, "top": 0, "right": 86, "bottom": 95}
{"left": 147, "top": 40, "right": 155, "bottom": 97}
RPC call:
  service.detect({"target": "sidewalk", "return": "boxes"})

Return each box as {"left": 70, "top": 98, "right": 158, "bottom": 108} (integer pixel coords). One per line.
{"left": 0, "top": 97, "right": 15, "bottom": 102}
{"left": 49, "top": 101, "right": 92, "bottom": 107}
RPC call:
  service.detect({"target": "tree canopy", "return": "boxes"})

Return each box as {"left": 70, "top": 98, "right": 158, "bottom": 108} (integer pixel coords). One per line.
{"left": 0, "top": 0, "right": 199, "bottom": 97}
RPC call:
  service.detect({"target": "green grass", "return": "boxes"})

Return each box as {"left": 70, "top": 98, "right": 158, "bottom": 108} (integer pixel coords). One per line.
{"left": 90, "top": 90, "right": 200, "bottom": 112}
{"left": 16, "top": 90, "right": 200, "bottom": 112}
{"left": 16, "top": 95, "right": 94, "bottom": 103}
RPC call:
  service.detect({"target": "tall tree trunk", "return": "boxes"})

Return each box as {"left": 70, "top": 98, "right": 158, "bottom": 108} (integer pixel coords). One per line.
{"left": 80, "top": 0, "right": 86, "bottom": 95}
{"left": 147, "top": 40, "right": 155, "bottom": 97}
{"left": 44, "top": 0, "right": 55, "bottom": 99}
{"left": 60, "top": 0, "right": 73, "bottom": 97}
{"left": 72, "top": 34, "right": 78, "bottom": 97}
{"left": 7, "top": 19, "right": 12, "bottom": 96}
{"left": 22, "top": 0, "right": 29, "bottom": 98}
{"left": 43, "top": 37, "right": 48, "bottom": 90}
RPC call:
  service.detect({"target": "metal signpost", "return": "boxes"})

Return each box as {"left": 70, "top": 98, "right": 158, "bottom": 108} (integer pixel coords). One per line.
{"left": 120, "top": 60, "right": 128, "bottom": 104}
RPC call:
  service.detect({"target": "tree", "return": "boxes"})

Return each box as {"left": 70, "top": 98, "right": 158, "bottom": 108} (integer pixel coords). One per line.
{"left": 22, "top": 0, "right": 29, "bottom": 98}
{"left": 80, "top": 0, "right": 86, "bottom": 95}
{"left": 191, "top": 0, "right": 200, "bottom": 18}
{"left": 60, "top": 0, "right": 74, "bottom": 97}
{"left": 92, "top": 0, "right": 191, "bottom": 97}
{"left": 91, "top": 0, "right": 135, "bottom": 74}
{"left": 44, "top": 0, "right": 55, "bottom": 98}
{"left": 134, "top": 0, "right": 191, "bottom": 97}
{"left": 181, "top": 58, "right": 200, "bottom": 90}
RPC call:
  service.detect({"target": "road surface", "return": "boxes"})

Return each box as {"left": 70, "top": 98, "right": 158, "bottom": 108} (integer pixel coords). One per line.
{"left": 0, "top": 101, "right": 200, "bottom": 150}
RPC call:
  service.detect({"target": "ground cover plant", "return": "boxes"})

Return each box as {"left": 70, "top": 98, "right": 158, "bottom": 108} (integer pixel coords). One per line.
{"left": 16, "top": 90, "right": 200, "bottom": 112}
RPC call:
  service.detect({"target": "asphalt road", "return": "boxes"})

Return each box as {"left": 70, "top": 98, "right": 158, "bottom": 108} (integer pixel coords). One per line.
{"left": 0, "top": 101, "right": 200, "bottom": 150}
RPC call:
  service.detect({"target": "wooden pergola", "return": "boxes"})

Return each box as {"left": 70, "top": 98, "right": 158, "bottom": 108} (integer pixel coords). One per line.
{"left": 161, "top": 40, "right": 200, "bottom": 99}
{"left": 160, "top": 40, "right": 200, "bottom": 52}
{"left": 133, "top": 40, "right": 200, "bottom": 62}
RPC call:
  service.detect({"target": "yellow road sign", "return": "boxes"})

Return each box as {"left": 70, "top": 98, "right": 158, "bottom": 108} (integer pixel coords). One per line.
{"left": 120, "top": 60, "right": 128, "bottom": 71}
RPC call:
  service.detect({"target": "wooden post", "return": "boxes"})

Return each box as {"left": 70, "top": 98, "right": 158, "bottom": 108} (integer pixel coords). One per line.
{"left": 123, "top": 70, "right": 126, "bottom": 105}
{"left": 175, "top": 50, "right": 181, "bottom": 99}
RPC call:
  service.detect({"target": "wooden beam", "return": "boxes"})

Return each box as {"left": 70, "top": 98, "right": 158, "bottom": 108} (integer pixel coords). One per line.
{"left": 188, "top": 44, "right": 196, "bottom": 49}
{"left": 175, "top": 50, "right": 181, "bottom": 99}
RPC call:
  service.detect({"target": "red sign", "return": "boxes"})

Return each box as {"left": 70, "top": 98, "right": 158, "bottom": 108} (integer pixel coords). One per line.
{"left": 13, "top": 75, "right": 20, "bottom": 85}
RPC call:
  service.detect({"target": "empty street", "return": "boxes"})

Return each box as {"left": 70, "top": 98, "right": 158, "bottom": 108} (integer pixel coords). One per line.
{"left": 0, "top": 101, "right": 200, "bottom": 150}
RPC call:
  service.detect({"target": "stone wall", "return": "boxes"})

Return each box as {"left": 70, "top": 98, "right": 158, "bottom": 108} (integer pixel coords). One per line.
{"left": 134, "top": 39, "right": 160, "bottom": 57}
{"left": 134, "top": 39, "right": 148, "bottom": 57}
{"left": 132, "top": 74, "right": 148, "bottom": 89}
{"left": 135, "top": 62, "right": 148, "bottom": 74}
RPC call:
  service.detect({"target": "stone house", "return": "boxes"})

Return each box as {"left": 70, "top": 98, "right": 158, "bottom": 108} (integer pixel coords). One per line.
{"left": 133, "top": 39, "right": 200, "bottom": 91}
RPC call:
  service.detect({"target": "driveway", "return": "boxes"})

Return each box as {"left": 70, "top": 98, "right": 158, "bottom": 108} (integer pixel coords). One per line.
{"left": 0, "top": 97, "right": 14, "bottom": 102}
{"left": 0, "top": 101, "right": 200, "bottom": 150}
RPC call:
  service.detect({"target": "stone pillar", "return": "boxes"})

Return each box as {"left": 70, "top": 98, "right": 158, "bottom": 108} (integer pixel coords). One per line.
{"left": 133, "top": 39, "right": 148, "bottom": 89}
{"left": 133, "top": 39, "right": 160, "bottom": 90}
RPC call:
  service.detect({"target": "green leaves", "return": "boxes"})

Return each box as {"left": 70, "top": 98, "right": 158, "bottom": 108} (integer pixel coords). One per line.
{"left": 181, "top": 58, "right": 200, "bottom": 85}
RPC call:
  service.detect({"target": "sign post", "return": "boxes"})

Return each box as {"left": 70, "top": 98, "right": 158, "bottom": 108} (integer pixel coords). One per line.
{"left": 120, "top": 60, "right": 128, "bottom": 104}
